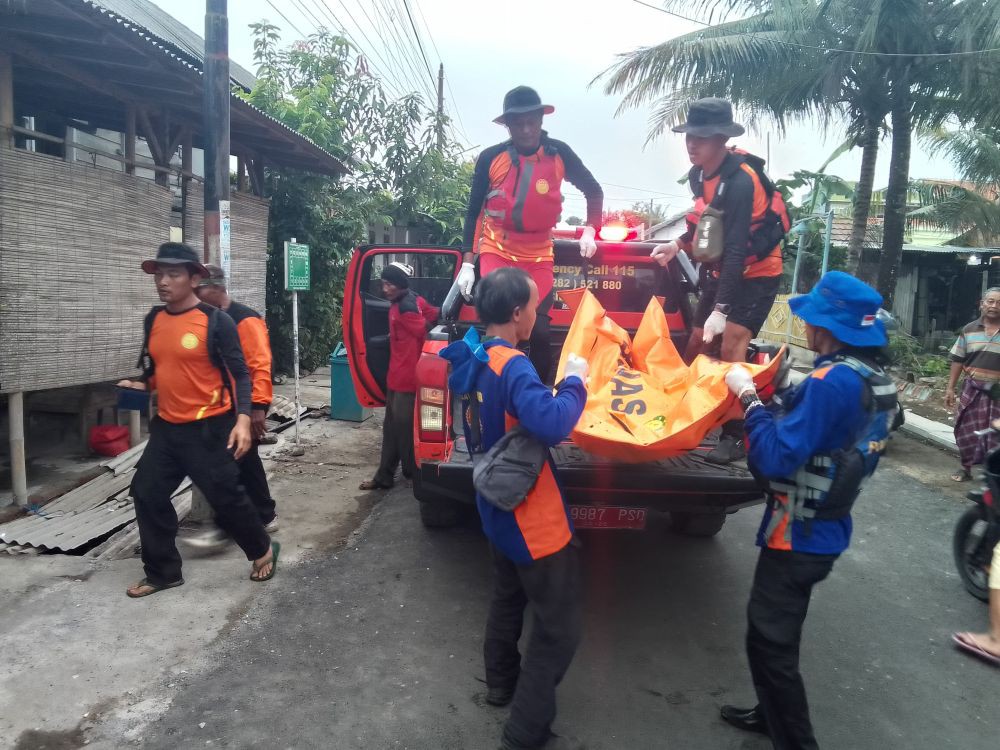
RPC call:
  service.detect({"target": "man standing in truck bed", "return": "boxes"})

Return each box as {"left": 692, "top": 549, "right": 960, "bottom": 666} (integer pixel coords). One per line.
{"left": 455, "top": 86, "right": 604, "bottom": 382}
{"left": 651, "top": 98, "right": 786, "bottom": 463}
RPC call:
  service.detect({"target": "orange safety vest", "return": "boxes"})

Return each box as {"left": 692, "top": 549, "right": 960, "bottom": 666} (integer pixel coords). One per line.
{"left": 481, "top": 144, "right": 564, "bottom": 249}
{"left": 683, "top": 150, "right": 787, "bottom": 279}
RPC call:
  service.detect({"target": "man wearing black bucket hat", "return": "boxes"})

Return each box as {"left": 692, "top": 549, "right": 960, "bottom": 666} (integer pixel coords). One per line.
{"left": 117, "top": 242, "right": 278, "bottom": 597}
{"left": 457, "top": 86, "right": 603, "bottom": 382}
{"left": 719, "top": 272, "right": 898, "bottom": 749}
{"left": 651, "top": 98, "right": 786, "bottom": 463}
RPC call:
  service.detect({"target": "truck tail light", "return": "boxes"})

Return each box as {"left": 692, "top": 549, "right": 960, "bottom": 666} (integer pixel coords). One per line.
{"left": 420, "top": 387, "right": 445, "bottom": 405}
{"left": 420, "top": 404, "right": 444, "bottom": 432}
{"left": 418, "top": 386, "right": 447, "bottom": 441}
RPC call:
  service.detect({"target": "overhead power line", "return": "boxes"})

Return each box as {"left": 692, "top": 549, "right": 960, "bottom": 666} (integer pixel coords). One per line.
{"left": 265, "top": 0, "right": 306, "bottom": 38}
{"left": 401, "top": 0, "right": 437, "bottom": 85}
{"left": 631, "top": 0, "right": 1000, "bottom": 58}
{"left": 379, "top": 0, "right": 437, "bottom": 100}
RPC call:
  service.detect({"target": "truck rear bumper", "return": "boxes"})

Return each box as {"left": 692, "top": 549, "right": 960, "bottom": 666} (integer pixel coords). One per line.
{"left": 418, "top": 443, "right": 765, "bottom": 515}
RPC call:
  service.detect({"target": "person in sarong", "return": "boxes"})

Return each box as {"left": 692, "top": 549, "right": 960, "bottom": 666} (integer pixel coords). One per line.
{"left": 946, "top": 287, "right": 1000, "bottom": 481}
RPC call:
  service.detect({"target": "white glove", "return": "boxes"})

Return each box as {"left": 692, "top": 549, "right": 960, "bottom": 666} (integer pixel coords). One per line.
{"left": 702, "top": 309, "right": 727, "bottom": 343}
{"left": 725, "top": 364, "right": 756, "bottom": 398}
{"left": 579, "top": 226, "right": 598, "bottom": 259}
{"left": 564, "top": 353, "right": 589, "bottom": 384}
{"left": 650, "top": 241, "right": 679, "bottom": 267}
{"left": 455, "top": 262, "right": 476, "bottom": 300}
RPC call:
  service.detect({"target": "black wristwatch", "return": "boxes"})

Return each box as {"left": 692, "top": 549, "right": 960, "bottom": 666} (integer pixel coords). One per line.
{"left": 739, "top": 390, "right": 763, "bottom": 413}
{"left": 714, "top": 303, "right": 732, "bottom": 315}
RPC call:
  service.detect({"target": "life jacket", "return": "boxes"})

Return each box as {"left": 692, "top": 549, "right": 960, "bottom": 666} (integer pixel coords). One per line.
{"left": 686, "top": 148, "right": 791, "bottom": 266}
{"left": 762, "top": 355, "right": 898, "bottom": 542}
{"left": 483, "top": 142, "right": 564, "bottom": 242}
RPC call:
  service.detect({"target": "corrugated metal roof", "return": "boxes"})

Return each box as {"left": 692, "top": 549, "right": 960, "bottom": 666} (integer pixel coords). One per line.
{"left": 0, "top": 441, "right": 192, "bottom": 553}
{"left": 902, "top": 243, "right": 984, "bottom": 255}
{"left": 71, "top": 0, "right": 348, "bottom": 175}
{"left": 87, "top": 0, "right": 256, "bottom": 91}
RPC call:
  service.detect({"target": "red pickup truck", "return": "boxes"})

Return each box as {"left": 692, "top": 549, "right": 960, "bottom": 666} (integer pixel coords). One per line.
{"left": 343, "top": 237, "right": 776, "bottom": 536}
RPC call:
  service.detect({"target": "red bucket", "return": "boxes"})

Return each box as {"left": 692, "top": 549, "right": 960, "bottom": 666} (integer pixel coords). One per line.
{"left": 88, "top": 425, "right": 130, "bottom": 457}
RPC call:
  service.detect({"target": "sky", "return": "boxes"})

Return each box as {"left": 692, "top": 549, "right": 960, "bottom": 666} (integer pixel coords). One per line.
{"left": 152, "top": 0, "right": 960, "bottom": 221}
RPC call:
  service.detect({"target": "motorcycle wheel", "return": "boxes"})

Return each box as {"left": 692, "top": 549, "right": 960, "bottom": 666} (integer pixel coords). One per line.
{"left": 953, "top": 506, "right": 993, "bottom": 602}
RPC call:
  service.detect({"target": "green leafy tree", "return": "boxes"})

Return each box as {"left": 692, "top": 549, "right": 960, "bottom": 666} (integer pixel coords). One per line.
{"left": 598, "top": 0, "right": 1000, "bottom": 306}
{"left": 243, "top": 23, "right": 471, "bottom": 372}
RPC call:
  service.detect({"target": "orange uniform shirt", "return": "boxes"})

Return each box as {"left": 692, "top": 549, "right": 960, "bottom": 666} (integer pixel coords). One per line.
{"left": 147, "top": 306, "right": 233, "bottom": 423}
{"left": 226, "top": 301, "right": 273, "bottom": 409}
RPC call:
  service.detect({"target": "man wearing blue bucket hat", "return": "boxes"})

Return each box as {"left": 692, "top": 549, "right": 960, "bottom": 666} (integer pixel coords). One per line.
{"left": 718, "top": 271, "right": 899, "bottom": 749}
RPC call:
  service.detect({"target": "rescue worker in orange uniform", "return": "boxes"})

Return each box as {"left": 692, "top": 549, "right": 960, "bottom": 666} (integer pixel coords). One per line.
{"left": 179, "top": 265, "right": 279, "bottom": 550}
{"left": 441, "top": 268, "right": 589, "bottom": 750}
{"left": 118, "top": 243, "right": 278, "bottom": 597}
{"left": 651, "top": 98, "right": 784, "bottom": 463}
{"left": 457, "top": 86, "right": 604, "bottom": 382}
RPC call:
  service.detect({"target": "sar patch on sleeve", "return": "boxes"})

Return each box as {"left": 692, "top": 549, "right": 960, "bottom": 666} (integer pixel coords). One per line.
{"left": 810, "top": 365, "right": 835, "bottom": 381}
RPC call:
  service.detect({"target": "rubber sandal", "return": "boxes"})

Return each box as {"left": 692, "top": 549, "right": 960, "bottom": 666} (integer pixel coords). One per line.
{"left": 951, "top": 471, "right": 973, "bottom": 482}
{"left": 126, "top": 577, "right": 184, "bottom": 598}
{"left": 953, "top": 633, "right": 1000, "bottom": 667}
{"left": 250, "top": 541, "right": 280, "bottom": 582}
{"left": 358, "top": 479, "right": 392, "bottom": 491}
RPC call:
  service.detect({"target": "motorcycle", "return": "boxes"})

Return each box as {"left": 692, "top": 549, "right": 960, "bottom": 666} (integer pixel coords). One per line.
{"left": 954, "top": 427, "right": 1000, "bottom": 601}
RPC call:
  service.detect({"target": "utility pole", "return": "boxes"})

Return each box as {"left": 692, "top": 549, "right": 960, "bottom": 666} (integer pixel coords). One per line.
{"left": 436, "top": 63, "right": 444, "bottom": 151}
{"left": 203, "top": 0, "right": 230, "bottom": 270}
{"left": 189, "top": 0, "right": 231, "bottom": 526}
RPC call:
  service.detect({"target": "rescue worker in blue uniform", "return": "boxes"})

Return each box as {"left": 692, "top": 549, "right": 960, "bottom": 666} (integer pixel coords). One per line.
{"left": 720, "top": 271, "right": 898, "bottom": 750}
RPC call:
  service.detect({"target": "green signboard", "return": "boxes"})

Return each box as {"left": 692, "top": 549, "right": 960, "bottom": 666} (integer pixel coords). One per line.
{"left": 284, "top": 241, "right": 311, "bottom": 291}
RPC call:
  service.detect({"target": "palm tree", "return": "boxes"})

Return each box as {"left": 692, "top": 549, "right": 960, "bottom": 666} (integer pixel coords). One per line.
{"left": 598, "top": 0, "right": 1000, "bottom": 306}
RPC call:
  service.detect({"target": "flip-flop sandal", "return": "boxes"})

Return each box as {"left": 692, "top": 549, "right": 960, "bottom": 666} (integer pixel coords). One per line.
{"left": 951, "top": 471, "right": 973, "bottom": 482}
{"left": 250, "top": 541, "right": 280, "bottom": 582}
{"left": 126, "top": 577, "right": 184, "bottom": 598}
{"left": 953, "top": 633, "right": 1000, "bottom": 667}
{"left": 358, "top": 479, "right": 393, "bottom": 491}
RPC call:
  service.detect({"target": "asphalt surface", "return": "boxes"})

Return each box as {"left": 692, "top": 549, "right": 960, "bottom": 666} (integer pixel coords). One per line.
{"left": 138, "top": 436, "right": 996, "bottom": 750}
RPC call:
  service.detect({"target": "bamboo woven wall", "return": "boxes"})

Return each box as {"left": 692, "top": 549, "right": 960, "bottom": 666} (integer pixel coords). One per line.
{"left": 0, "top": 149, "right": 170, "bottom": 395}
{"left": 184, "top": 184, "right": 269, "bottom": 316}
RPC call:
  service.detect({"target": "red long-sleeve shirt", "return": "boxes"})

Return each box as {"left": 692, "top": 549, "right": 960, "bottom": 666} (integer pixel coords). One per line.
{"left": 387, "top": 290, "right": 439, "bottom": 393}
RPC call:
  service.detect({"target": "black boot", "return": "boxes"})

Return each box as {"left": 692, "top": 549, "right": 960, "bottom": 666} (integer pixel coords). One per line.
{"left": 720, "top": 705, "right": 769, "bottom": 735}
{"left": 705, "top": 434, "right": 746, "bottom": 464}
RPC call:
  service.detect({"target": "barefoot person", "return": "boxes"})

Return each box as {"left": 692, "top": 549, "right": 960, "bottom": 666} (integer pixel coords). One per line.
{"left": 946, "top": 287, "right": 1000, "bottom": 481}
{"left": 119, "top": 242, "right": 278, "bottom": 597}
{"left": 360, "top": 262, "right": 439, "bottom": 491}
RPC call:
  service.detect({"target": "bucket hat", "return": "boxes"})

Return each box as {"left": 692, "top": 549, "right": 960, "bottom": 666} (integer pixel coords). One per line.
{"left": 672, "top": 98, "right": 745, "bottom": 138}
{"left": 141, "top": 242, "right": 208, "bottom": 276}
{"left": 789, "top": 271, "right": 887, "bottom": 347}
{"left": 199, "top": 263, "right": 227, "bottom": 287}
{"left": 494, "top": 86, "right": 554, "bottom": 125}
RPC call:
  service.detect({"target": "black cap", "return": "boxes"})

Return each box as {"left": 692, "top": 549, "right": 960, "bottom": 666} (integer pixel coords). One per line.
{"left": 493, "top": 86, "right": 555, "bottom": 125}
{"left": 141, "top": 242, "right": 208, "bottom": 276}
{"left": 672, "top": 98, "right": 745, "bottom": 138}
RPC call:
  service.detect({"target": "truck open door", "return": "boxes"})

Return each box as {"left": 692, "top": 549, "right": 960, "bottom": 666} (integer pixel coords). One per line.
{"left": 342, "top": 245, "right": 463, "bottom": 407}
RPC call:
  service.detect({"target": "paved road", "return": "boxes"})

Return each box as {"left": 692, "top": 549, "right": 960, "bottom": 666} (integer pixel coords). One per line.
{"left": 138, "top": 436, "right": 995, "bottom": 750}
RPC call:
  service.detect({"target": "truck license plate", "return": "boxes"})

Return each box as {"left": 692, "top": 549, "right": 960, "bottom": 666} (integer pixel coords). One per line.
{"left": 570, "top": 505, "right": 647, "bottom": 530}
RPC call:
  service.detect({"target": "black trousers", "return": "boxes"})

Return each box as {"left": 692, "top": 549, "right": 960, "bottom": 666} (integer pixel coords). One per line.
{"left": 373, "top": 390, "right": 416, "bottom": 486}
{"left": 239, "top": 443, "right": 277, "bottom": 524}
{"left": 746, "top": 547, "right": 837, "bottom": 750}
{"left": 131, "top": 414, "right": 271, "bottom": 585}
{"left": 526, "top": 293, "right": 554, "bottom": 383}
{"left": 485, "top": 541, "right": 583, "bottom": 749}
